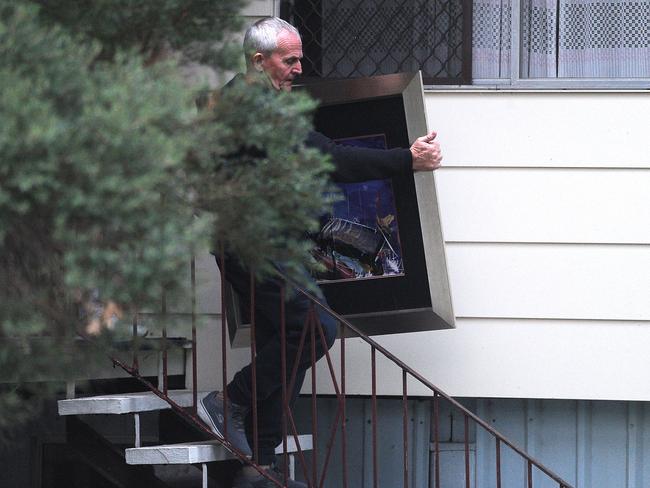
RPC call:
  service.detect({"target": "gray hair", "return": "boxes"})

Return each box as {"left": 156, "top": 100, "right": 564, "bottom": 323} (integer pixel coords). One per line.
{"left": 243, "top": 17, "right": 300, "bottom": 68}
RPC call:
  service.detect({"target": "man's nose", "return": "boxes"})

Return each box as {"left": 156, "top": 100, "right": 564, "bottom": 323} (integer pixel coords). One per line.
{"left": 294, "top": 60, "right": 302, "bottom": 75}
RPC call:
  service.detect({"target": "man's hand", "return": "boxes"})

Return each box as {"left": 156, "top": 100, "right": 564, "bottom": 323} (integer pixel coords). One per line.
{"left": 410, "top": 131, "right": 442, "bottom": 171}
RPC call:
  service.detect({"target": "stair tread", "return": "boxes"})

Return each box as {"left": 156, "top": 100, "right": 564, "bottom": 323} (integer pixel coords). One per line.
{"left": 58, "top": 389, "right": 208, "bottom": 415}
{"left": 125, "top": 435, "right": 313, "bottom": 465}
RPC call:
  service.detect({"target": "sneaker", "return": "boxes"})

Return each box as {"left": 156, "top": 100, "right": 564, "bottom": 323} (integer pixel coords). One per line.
{"left": 232, "top": 464, "right": 307, "bottom": 488}
{"left": 197, "top": 391, "right": 251, "bottom": 457}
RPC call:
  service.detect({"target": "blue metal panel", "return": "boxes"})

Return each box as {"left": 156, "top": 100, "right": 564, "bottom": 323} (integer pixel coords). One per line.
{"left": 475, "top": 399, "right": 650, "bottom": 488}
{"left": 638, "top": 402, "right": 650, "bottom": 488}
{"left": 294, "top": 397, "right": 650, "bottom": 488}
{"left": 430, "top": 443, "right": 476, "bottom": 488}
{"left": 294, "top": 397, "right": 444, "bottom": 488}
{"left": 527, "top": 400, "right": 577, "bottom": 488}
{"left": 476, "top": 399, "right": 529, "bottom": 488}
{"left": 589, "top": 402, "right": 628, "bottom": 488}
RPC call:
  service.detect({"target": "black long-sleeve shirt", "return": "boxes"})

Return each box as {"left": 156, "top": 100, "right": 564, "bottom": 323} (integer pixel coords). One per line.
{"left": 305, "top": 131, "right": 412, "bottom": 183}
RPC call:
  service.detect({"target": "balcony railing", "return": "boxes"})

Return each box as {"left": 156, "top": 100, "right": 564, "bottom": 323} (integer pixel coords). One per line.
{"left": 99, "top": 254, "right": 574, "bottom": 488}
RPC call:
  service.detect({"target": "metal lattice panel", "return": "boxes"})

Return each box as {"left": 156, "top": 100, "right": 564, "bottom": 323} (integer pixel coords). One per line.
{"left": 283, "top": 0, "right": 472, "bottom": 84}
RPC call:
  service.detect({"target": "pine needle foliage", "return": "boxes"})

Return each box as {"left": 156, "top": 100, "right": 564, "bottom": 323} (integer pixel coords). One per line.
{"left": 0, "top": 1, "right": 333, "bottom": 437}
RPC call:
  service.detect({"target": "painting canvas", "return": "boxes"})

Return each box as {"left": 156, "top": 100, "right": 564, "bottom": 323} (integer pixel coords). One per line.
{"left": 312, "top": 134, "right": 405, "bottom": 282}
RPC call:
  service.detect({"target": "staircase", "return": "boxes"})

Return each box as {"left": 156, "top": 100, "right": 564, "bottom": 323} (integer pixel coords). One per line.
{"left": 54, "top": 263, "right": 574, "bottom": 488}
{"left": 58, "top": 387, "right": 312, "bottom": 487}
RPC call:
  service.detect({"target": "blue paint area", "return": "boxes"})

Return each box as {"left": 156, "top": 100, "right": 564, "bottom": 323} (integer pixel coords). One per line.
{"left": 313, "top": 134, "right": 404, "bottom": 281}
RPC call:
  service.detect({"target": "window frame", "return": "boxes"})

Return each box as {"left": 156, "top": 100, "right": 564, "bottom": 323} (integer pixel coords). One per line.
{"left": 465, "top": 0, "right": 650, "bottom": 90}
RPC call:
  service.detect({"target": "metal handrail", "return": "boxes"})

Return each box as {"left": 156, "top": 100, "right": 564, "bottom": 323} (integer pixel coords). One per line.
{"left": 286, "top": 275, "right": 574, "bottom": 488}
{"left": 111, "top": 258, "right": 574, "bottom": 488}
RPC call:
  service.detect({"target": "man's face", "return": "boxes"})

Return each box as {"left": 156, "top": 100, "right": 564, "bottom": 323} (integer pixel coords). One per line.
{"left": 259, "top": 31, "right": 303, "bottom": 92}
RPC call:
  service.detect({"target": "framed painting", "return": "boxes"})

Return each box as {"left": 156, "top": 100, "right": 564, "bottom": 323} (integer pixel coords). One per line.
{"left": 301, "top": 72, "right": 455, "bottom": 335}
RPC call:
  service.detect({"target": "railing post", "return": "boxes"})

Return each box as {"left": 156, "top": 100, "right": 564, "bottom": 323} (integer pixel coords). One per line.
{"left": 250, "top": 269, "right": 259, "bottom": 462}
{"left": 310, "top": 309, "right": 318, "bottom": 488}
{"left": 191, "top": 256, "right": 198, "bottom": 413}
{"left": 219, "top": 246, "right": 228, "bottom": 432}
{"left": 279, "top": 285, "right": 289, "bottom": 486}
{"left": 430, "top": 392, "right": 440, "bottom": 488}
{"left": 340, "top": 320, "right": 348, "bottom": 488}
{"left": 161, "top": 326, "right": 168, "bottom": 395}
{"left": 371, "top": 346, "right": 378, "bottom": 488}
{"left": 464, "top": 414, "right": 470, "bottom": 488}
{"left": 402, "top": 370, "right": 409, "bottom": 488}
{"left": 496, "top": 438, "right": 502, "bottom": 488}
{"left": 131, "top": 313, "right": 139, "bottom": 371}
{"left": 161, "top": 289, "right": 168, "bottom": 396}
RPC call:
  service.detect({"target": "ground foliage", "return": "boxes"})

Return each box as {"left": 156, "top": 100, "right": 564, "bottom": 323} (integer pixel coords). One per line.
{"left": 0, "top": 1, "right": 333, "bottom": 437}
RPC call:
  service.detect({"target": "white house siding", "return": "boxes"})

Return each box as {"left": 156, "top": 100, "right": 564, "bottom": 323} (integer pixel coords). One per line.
{"left": 425, "top": 91, "right": 650, "bottom": 401}
{"left": 308, "top": 91, "right": 650, "bottom": 402}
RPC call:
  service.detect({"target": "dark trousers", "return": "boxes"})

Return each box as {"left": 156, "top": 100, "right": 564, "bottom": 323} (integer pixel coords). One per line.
{"left": 218, "top": 255, "right": 337, "bottom": 465}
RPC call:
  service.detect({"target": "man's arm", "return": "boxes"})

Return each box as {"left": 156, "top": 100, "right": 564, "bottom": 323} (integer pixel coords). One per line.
{"left": 306, "top": 130, "right": 442, "bottom": 183}
{"left": 305, "top": 131, "right": 411, "bottom": 183}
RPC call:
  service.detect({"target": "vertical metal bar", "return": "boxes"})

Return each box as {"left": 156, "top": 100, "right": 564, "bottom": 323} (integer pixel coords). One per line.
{"left": 371, "top": 347, "right": 378, "bottom": 488}
{"left": 402, "top": 370, "right": 409, "bottom": 488}
{"left": 280, "top": 285, "right": 289, "bottom": 485}
{"left": 432, "top": 393, "right": 440, "bottom": 488}
{"left": 250, "top": 270, "right": 259, "bottom": 462}
{"left": 161, "top": 328, "right": 168, "bottom": 395}
{"left": 340, "top": 320, "right": 348, "bottom": 488}
{"left": 464, "top": 414, "right": 470, "bottom": 488}
{"left": 528, "top": 459, "right": 533, "bottom": 488}
{"left": 496, "top": 438, "right": 502, "bottom": 488}
{"left": 132, "top": 314, "right": 139, "bottom": 371}
{"left": 311, "top": 311, "right": 318, "bottom": 488}
{"left": 219, "top": 246, "right": 228, "bottom": 434}
{"left": 191, "top": 257, "right": 198, "bottom": 413}
{"left": 192, "top": 358, "right": 201, "bottom": 414}
{"left": 202, "top": 463, "right": 208, "bottom": 488}
{"left": 161, "top": 290, "right": 168, "bottom": 396}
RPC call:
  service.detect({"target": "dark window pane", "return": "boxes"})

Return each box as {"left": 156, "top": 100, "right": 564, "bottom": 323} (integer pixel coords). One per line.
{"left": 283, "top": 0, "right": 473, "bottom": 84}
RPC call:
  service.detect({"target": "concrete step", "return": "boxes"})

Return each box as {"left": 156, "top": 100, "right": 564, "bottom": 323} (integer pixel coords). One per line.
{"left": 125, "top": 435, "right": 313, "bottom": 465}
{"left": 58, "top": 390, "right": 204, "bottom": 416}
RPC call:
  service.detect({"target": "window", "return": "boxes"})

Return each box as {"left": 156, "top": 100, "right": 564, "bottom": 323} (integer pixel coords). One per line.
{"left": 285, "top": 0, "right": 650, "bottom": 87}
{"left": 474, "top": 0, "right": 650, "bottom": 84}
{"left": 281, "top": 0, "right": 473, "bottom": 84}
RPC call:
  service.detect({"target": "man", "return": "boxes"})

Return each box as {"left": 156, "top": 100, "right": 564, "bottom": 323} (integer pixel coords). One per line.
{"left": 198, "top": 17, "right": 442, "bottom": 488}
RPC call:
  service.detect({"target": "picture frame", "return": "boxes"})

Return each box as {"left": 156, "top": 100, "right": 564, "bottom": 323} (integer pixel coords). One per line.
{"left": 227, "top": 72, "right": 455, "bottom": 345}
{"left": 301, "top": 71, "right": 455, "bottom": 335}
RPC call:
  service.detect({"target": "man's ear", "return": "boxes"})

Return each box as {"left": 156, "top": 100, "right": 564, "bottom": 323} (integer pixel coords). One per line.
{"left": 252, "top": 52, "right": 265, "bottom": 72}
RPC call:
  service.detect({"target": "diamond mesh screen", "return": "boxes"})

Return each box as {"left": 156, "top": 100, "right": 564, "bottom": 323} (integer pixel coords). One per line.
{"left": 282, "top": 0, "right": 472, "bottom": 84}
